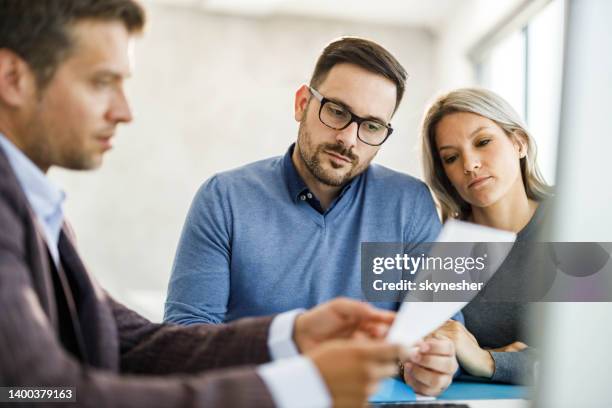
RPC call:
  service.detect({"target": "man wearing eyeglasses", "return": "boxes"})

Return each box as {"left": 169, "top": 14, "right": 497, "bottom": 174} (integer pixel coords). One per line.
{"left": 165, "top": 37, "right": 455, "bottom": 396}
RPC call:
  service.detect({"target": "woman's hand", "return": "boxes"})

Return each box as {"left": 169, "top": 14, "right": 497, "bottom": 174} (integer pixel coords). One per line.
{"left": 401, "top": 335, "right": 458, "bottom": 396}
{"left": 489, "top": 341, "right": 528, "bottom": 353}
{"left": 432, "top": 320, "right": 495, "bottom": 378}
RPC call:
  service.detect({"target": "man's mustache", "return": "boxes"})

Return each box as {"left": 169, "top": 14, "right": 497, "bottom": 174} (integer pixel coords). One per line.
{"left": 321, "top": 143, "right": 359, "bottom": 164}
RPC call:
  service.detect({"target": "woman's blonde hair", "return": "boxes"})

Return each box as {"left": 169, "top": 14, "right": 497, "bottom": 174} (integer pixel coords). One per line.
{"left": 421, "top": 87, "right": 552, "bottom": 221}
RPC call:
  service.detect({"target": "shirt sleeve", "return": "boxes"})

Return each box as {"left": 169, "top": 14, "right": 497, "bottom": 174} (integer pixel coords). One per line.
{"left": 164, "top": 176, "right": 232, "bottom": 325}
{"left": 258, "top": 357, "right": 331, "bottom": 408}
{"left": 490, "top": 347, "right": 538, "bottom": 384}
{"left": 257, "top": 310, "right": 332, "bottom": 408}
{"left": 267, "top": 308, "right": 304, "bottom": 359}
{"left": 405, "top": 182, "right": 443, "bottom": 244}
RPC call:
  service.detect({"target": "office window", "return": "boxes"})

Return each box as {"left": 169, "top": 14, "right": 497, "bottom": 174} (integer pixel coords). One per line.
{"left": 475, "top": 0, "right": 565, "bottom": 183}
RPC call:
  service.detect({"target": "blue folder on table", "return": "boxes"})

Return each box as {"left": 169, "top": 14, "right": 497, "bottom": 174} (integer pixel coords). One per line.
{"left": 370, "top": 378, "right": 530, "bottom": 403}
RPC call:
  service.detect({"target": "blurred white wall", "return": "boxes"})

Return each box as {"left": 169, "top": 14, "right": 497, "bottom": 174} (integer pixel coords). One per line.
{"left": 432, "top": 0, "right": 522, "bottom": 94}
{"left": 49, "top": 3, "right": 441, "bottom": 320}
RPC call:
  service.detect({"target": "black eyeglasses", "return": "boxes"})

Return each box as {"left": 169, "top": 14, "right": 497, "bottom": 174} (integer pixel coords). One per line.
{"left": 308, "top": 87, "right": 393, "bottom": 146}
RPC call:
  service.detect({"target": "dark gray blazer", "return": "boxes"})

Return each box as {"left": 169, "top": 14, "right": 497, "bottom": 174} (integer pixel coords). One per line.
{"left": 0, "top": 146, "right": 276, "bottom": 407}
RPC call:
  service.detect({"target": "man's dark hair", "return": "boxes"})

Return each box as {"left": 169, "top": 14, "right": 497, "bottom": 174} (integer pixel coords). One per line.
{"left": 309, "top": 37, "right": 408, "bottom": 114}
{"left": 0, "top": 0, "right": 146, "bottom": 88}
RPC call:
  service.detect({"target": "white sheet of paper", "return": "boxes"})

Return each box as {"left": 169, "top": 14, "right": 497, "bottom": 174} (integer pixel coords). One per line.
{"left": 387, "top": 219, "right": 516, "bottom": 348}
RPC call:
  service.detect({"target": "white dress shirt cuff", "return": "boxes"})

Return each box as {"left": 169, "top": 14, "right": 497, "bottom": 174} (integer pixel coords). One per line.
{"left": 257, "top": 356, "right": 331, "bottom": 408}
{"left": 268, "top": 309, "right": 304, "bottom": 360}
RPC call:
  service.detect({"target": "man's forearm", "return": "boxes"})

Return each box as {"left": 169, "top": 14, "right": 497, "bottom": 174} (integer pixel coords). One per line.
{"left": 111, "top": 297, "right": 273, "bottom": 375}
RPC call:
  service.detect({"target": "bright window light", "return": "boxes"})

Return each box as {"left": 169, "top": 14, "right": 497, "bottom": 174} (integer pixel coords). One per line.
{"left": 477, "top": 0, "right": 564, "bottom": 184}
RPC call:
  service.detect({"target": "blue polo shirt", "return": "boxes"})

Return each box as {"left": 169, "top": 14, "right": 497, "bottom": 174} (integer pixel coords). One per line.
{"left": 164, "top": 144, "right": 442, "bottom": 324}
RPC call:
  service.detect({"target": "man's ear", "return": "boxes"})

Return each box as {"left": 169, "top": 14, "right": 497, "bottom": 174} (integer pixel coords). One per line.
{"left": 294, "top": 84, "right": 311, "bottom": 122}
{"left": 0, "top": 49, "right": 36, "bottom": 108}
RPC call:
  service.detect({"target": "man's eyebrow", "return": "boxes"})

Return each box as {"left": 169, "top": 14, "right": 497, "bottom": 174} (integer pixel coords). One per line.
{"left": 92, "top": 68, "right": 129, "bottom": 80}
{"left": 325, "top": 96, "right": 388, "bottom": 124}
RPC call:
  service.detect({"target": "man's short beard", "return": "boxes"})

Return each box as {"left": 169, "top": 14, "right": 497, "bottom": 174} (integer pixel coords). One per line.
{"left": 296, "top": 121, "right": 360, "bottom": 187}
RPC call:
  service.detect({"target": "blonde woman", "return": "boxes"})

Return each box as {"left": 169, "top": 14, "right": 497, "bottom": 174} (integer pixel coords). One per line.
{"left": 418, "top": 88, "right": 553, "bottom": 385}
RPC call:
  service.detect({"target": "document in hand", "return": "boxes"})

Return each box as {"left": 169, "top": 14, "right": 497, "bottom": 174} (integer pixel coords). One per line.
{"left": 386, "top": 219, "right": 516, "bottom": 348}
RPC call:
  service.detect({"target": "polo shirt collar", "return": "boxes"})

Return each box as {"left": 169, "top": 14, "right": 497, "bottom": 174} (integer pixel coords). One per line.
{"left": 282, "top": 143, "right": 359, "bottom": 208}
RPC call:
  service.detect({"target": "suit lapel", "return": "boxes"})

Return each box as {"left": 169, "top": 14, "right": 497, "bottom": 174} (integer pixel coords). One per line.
{"left": 25, "top": 201, "right": 97, "bottom": 367}
{"left": 25, "top": 206, "right": 59, "bottom": 332}
{"left": 58, "top": 224, "right": 119, "bottom": 371}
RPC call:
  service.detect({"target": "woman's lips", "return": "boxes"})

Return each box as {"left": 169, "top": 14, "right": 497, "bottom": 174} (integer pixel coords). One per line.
{"left": 468, "top": 176, "right": 492, "bottom": 189}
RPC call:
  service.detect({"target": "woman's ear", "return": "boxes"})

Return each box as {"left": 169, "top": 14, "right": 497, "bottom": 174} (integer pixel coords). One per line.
{"left": 512, "top": 131, "right": 529, "bottom": 159}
